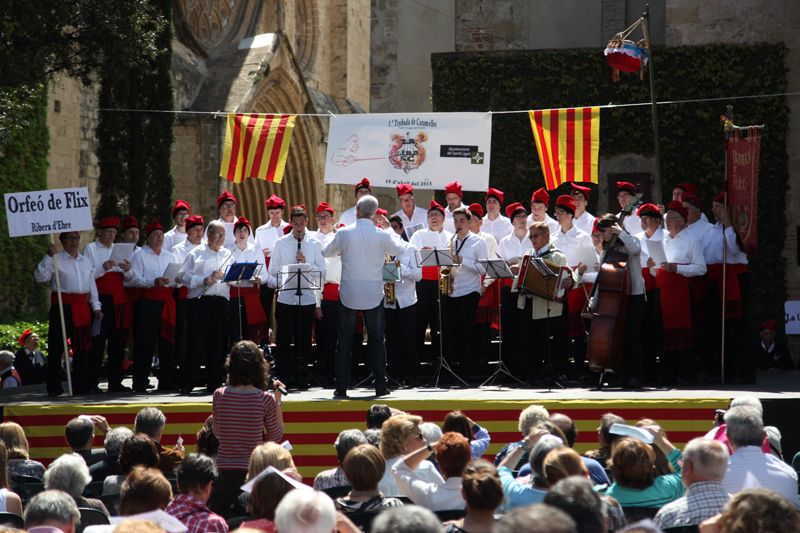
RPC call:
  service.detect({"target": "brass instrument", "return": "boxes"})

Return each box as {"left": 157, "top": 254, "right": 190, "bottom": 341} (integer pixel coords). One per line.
{"left": 439, "top": 235, "right": 456, "bottom": 296}
{"left": 383, "top": 255, "right": 400, "bottom": 305}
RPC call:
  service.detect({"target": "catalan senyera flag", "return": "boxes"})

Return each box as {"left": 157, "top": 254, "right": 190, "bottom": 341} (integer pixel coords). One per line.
{"left": 529, "top": 107, "right": 600, "bottom": 190}
{"left": 219, "top": 113, "right": 297, "bottom": 184}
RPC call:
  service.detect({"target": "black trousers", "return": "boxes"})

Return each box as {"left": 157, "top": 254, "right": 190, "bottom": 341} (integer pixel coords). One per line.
{"left": 501, "top": 287, "right": 525, "bottom": 366}
{"left": 443, "top": 292, "right": 480, "bottom": 367}
{"left": 335, "top": 302, "right": 387, "bottom": 392}
{"left": 133, "top": 299, "right": 175, "bottom": 390}
{"left": 92, "top": 293, "right": 126, "bottom": 388}
{"left": 315, "top": 299, "right": 340, "bottom": 379}
{"left": 45, "top": 303, "right": 85, "bottom": 394}
{"left": 414, "top": 280, "right": 440, "bottom": 366}
{"left": 183, "top": 296, "right": 229, "bottom": 392}
{"left": 275, "top": 302, "right": 315, "bottom": 385}
{"left": 174, "top": 297, "right": 189, "bottom": 368}
{"left": 641, "top": 288, "right": 663, "bottom": 382}
{"left": 386, "top": 303, "right": 417, "bottom": 383}
{"left": 620, "top": 294, "right": 645, "bottom": 382}
{"left": 259, "top": 285, "right": 275, "bottom": 331}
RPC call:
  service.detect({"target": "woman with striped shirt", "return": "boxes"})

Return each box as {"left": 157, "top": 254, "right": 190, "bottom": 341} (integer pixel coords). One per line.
{"left": 208, "top": 340, "right": 285, "bottom": 517}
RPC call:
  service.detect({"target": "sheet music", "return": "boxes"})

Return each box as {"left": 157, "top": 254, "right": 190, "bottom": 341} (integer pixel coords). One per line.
{"left": 222, "top": 222, "right": 236, "bottom": 248}
{"left": 570, "top": 246, "right": 599, "bottom": 270}
{"left": 416, "top": 248, "right": 453, "bottom": 267}
{"left": 162, "top": 262, "right": 183, "bottom": 286}
{"left": 646, "top": 239, "right": 668, "bottom": 266}
{"left": 476, "top": 259, "right": 514, "bottom": 279}
{"left": 109, "top": 243, "right": 135, "bottom": 263}
{"left": 405, "top": 223, "right": 425, "bottom": 239}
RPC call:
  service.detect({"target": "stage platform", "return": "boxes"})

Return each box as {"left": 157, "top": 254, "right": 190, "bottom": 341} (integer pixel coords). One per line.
{"left": 3, "top": 371, "right": 800, "bottom": 482}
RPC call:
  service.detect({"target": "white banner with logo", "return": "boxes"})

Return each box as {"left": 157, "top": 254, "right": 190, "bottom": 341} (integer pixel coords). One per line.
{"left": 324, "top": 112, "right": 492, "bottom": 191}
{"left": 4, "top": 187, "right": 94, "bottom": 237}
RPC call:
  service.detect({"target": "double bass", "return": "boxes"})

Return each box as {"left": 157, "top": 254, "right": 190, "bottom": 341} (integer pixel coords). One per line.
{"left": 585, "top": 197, "right": 641, "bottom": 381}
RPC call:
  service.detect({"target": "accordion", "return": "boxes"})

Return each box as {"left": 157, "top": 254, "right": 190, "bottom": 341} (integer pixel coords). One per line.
{"left": 514, "top": 254, "right": 570, "bottom": 302}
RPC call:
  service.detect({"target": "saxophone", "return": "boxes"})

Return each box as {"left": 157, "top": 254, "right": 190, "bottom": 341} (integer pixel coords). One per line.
{"left": 439, "top": 234, "right": 456, "bottom": 296}
{"left": 384, "top": 255, "right": 400, "bottom": 305}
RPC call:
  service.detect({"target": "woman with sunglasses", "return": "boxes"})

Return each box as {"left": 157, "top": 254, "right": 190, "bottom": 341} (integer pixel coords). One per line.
{"left": 378, "top": 414, "right": 444, "bottom": 497}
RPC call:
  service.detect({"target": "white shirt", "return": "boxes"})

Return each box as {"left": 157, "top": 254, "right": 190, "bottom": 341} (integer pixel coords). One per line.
{"left": 392, "top": 460, "right": 466, "bottom": 511}
{"left": 482, "top": 214, "right": 512, "bottom": 243}
{"left": 635, "top": 227, "right": 664, "bottom": 268}
{"left": 322, "top": 219, "right": 406, "bottom": 310}
{"left": 723, "top": 446, "right": 800, "bottom": 508}
{"left": 269, "top": 232, "right": 326, "bottom": 307}
{"left": 393, "top": 206, "right": 428, "bottom": 231}
{"left": 619, "top": 211, "right": 642, "bottom": 235}
{"left": 497, "top": 232, "right": 533, "bottom": 264}
{"left": 178, "top": 245, "right": 233, "bottom": 299}
{"left": 171, "top": 239, "right": 202, "bottom": 263}
{"left": 255, "top": 220, "right": 289, "bottom": 255}
{"left": 450, "top": 233, "right": 488, "bottom": 297}
{"left": 684, "top": 218, "right": 713, "bottom": 244}
{"left": 527, "top": 213, "right": 560, "bottom": 235}
{"left": 474, "top": 231, "right": 498, "bottom": 261}
{"left": 443, "top": 203, "right": 464, "bottom": 233}
{"left": 338, "top": 206, "right": 357, "bottom": 227}
{"left": 662, "top": 230, "right": 707, "bottom": 277}
{"left": 35, "top": 252, "right": 101, "bottom": 311}
{"left": 573, "top": 210, "right": 596, "bottom": 235}
{"left": 83, "top": 241, "right": 134, "bottom": 281}
{"left": 310, "top": 230, "right": 342, "bottom": 286}
{"left": 380, "top": 456, "right": 444, "bottom": 497}
{"left": 163, "top": 226, "right": 188, "bottom": 252}
{"left": 551, "top": 224, "right": 592, "bottom": 268}
{"left": 229, "top": 241, "right": 267, "bottom": 288}
{"left": 410, "top": 227, "right": 453, "bottom": 251}
{"left": 384, "top": 244, "right": 422, "bottom": 310}
{"left": 703, "top": 224, "right": 748, "bottom": 265}
{"left": 130, "top": 246, "right": 177, "bottom": 289}
{"left": 209, "top": 217, "right": 256, "bottom": 250}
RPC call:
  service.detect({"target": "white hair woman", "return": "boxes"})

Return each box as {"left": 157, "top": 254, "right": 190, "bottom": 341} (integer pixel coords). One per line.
{"left": 44, "top": 453, "right": 109, "bottom": 516}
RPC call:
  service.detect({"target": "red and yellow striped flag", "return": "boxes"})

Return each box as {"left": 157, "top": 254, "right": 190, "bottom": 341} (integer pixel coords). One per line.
{"left": 529, "top": 107, "right": 600, "bottom": 190}
{"left": 219, "top": 113, "right": 297, "bottom": 184}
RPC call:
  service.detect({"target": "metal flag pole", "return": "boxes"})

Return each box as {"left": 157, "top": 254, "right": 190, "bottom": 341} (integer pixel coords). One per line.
{"left": 642, "top": 4, "right": 663, "bottom": 204}
{"left": 721, "top": 106, "right": 733, "bottom": 383}
{"left": 50, "top": 234, "right": 74, "bottom": 396}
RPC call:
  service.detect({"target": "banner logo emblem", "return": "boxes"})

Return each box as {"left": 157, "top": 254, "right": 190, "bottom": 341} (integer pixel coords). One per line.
{"left": 389, "top": 132, "right": 428, "bottom": 173}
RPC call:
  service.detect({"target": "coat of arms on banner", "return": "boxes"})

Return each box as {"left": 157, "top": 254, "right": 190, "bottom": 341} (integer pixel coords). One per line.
{"left": 388, "top": 132, "right": 428, "bottom": 173}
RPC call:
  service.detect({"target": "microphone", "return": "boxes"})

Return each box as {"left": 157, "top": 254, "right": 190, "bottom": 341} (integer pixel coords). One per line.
{"left": 268, "top": 375, "right": 289, "bottom": 396}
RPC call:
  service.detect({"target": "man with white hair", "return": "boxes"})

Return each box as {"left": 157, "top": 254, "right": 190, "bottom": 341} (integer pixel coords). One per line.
{"left": 493, "top": 404, "right": 550, "bottom": 465}
{"left": 654, "top": 438, "right": 730, "bottom": 529}
{"left": 322, "top": 195, "right": 407, "bottom": 398}
{"left": 371, "top": 505, "right": 443, "bottom": 533}
{"left": 274, "top": 489, "right": 338, "bottom": 533}
{"left": 722, "top": 406, "right": 799, "bottom": 507}
{"left": 44, "top": 453, "right": 109, "bottom": 515}
{"left": 313, "top": 429, "right": 367, "bottom": 491}
{"left": 24, "top": 490, "right": 81, "bottom": 533}
{"left": 135, "top": 407, "right": 185, "bottom": 473}
{"left": 90, "top": 426, "right": 134, "bottom": 482}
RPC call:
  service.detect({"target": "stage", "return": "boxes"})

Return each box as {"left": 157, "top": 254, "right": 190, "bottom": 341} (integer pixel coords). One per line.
{"left": 3, "top": 371, "right": 799, "bottom": 482}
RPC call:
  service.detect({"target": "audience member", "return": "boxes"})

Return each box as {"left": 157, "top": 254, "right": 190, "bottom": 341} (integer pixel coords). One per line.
{"left": 379, "top": 414, "right": 443, "bottom": 497}
{"left": 65, "top": 416, "right": 109, "bottom": 467}
{"left": 337, "top": 444, "right": 404, "bottom": 513}
{"left": 23, "top": 490, "right": 80, "bottom": 533}
{"left": 442, "top": 411, "right": 491, "bottom": 460}
{"left": 583, "top": 413, "right": 625, "bottom": 468}
{"left": 494, "top": 503, "right": 578, "bottom": 533}
{"left": 371, "top": 505, "right": 442, "bottom": 533}
{"left": 103, "top": 433, "right": 160, "bottom": 497}
{"left": 89, "top": 426, "right": 134, "bottom": 483}
{"left": 0, "top": 351, "right": 20, "bottom": 389}
{"left": 112, "top": 519, "right": 169, "bottom": 533}
{"left": 703, "top": 396, "right": 774, "bottom": 456}
{"left": 364, "top": 429, "right": 382, "bottom": 448}
{"left": 513, "top": 421, "right": 568, "bottom": 481}
{"left": 443, "top": 460, "right": 502, "bottom": 533}
{"left": 0, "top": 442, "right": 22, "bottom": 515}
{"left": 166, "top": 454, "right": 227, "bottom": 533}
{"left": 367, "top": 405, "right": 392, "bottom": 430}
{"left": 700, "top": 488, "right": 800, "bottom": 532}
{"left": 493, "top": 404, "right": 550, "bottom": 465}
{"left": 0, "top": 422, "right": 46, "bottom": 481}
{"left": 119, "top": 467, "right": 173, "bottom": 516}
{"left": 242, "top": 472, "right": 294, "bottom": 532}
{"left": 544, "top": 477, "right": 608, "bottom": 533}
{"left": 549, "top": 413, "right": 610, "bottom": 486}
{"left": 231, "top": 442, "right": 297, "bottom": 516}
{"left": 134, "top": 408, "right": 184, "bottom": 473}
{"left": 314, "top": 429, "right": 366, "bottom": 491}
{"left": 755, "top": 320, "right": 794, "bottom": 370}
{"left": 498, "top": 430, "right": 564, "bottom": 510}
{"left": 43, "top": 453, "right": 109, "bottom": 516}
{"left": 196, "top": 416, "right": 218, "bottom": 458}
{"left": 273, "top": 489, "right": 337, "bottom": 533}
{"left": 722, "top": 406, "right": 799, "bottom": 506}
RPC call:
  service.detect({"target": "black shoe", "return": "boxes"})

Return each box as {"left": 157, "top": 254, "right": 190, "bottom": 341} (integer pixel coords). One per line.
{"left": 333, "top": 389, "right": 349, "bottom": 399}
{"left": 375, "top": 388, "right": 391, "bottom": 397}
{"left": 133, "top": 384, "right": 149, "bottom": 393}
{"left": 179, "top": 387, "right": 195, "bottom": 396}
{"left": 47, "top": 389, "right": 64, "bottom": 397}
{"left": 86, "top": 386, "right": 103, "bottom": 394}
{"left": 108, "top": 384, "right": 132, "bottom": 393}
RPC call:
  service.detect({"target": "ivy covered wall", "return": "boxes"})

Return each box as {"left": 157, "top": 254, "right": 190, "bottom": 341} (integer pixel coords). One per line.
{"left": 432, "top": 43, "right": 788, "bottom": 329}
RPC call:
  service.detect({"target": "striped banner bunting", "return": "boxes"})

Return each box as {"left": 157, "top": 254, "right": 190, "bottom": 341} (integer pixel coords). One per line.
{"left": 219, "top": 113, "right": 297, "bottom": 184}
{"left": 529, "top": 107, "right": 600, "bottom": 190}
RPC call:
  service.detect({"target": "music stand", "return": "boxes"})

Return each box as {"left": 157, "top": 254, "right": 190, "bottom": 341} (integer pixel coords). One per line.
{"left": 277, "top": 264, "right": 323, "bottom": 389}
{"left": 416, "top": 248, "right": 470, "bottom": 388}
{"left": 224, "top": 262, "right": 262, "bottom": 341}
{"left": 476, "top": 259, "right": 523, "bottom": 387}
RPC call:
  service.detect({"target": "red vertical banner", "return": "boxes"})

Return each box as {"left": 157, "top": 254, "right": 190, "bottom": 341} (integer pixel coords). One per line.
{"left": 726, "top": 135, "right": 760, "bottom": 254}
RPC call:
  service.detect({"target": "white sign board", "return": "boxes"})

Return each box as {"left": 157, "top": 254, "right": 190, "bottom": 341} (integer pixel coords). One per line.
{"left": 785, "top": 300, "right": 800, "bottom": 335}
{"left": 4, "top": 187, "right": 93, "bottom": 237}
{"left": 324, "top": 112, "right": 492, "bottom": 191}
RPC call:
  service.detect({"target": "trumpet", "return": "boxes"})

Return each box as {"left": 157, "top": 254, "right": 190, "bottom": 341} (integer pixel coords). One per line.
{"left": 439, "top": 235, "right": 455, "bottom": 296}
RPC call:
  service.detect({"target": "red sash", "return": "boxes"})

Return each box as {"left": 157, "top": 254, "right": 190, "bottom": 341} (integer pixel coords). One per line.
{"left": 140, "top": 287, "right": 176, "bottom": 344}
{"left": 655, "top": 270, "right": 693, "bottom": 352}
{"left": 322, "top": 282, "right": 340, "bottom": 301}
{"left": 566, "top": 285, "right": 591, "bottom": 338}
{"left": 51, "top": 292, "right": 92, "bottom": 351}
{"left": 706, "top": 263, "right": 748, "bottom": 319}
{"left": 231, "top": 286, "right": 267, "bottom": 325}
{"left": 642, "top": 267, "right": 656, "bottom": 292}
{"left": 177, "top": 286, "right": 189, "bottom": 300}
{"left": 476, "top": 278, "right": 499, "bottom": 326}
{"left": 95, "top": 272, "right": 131, "bottom": 329}
{"left": 422, "top": 266, "right": 439, "bottom": 281}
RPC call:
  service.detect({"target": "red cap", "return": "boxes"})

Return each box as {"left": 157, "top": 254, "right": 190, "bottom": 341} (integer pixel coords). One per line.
{"left": 592, "top": 218, "right": 600, "bottom": 234}
{"left": 185, "top": 215, "right": 204, "bottom": 230}
{"left": 354, "top": 178, "right": 371, "bottom": 193}
{"left": 217, "top": 191, "right": 237, "bottom": 208}
{"left": 713, "top": 192, "right": 726, "bottom": 204}
{"left": 291, "top": 204, "right": 308, "bottom": 214}
{"left": 505, "top": 202, "right": 527, "bottom": 219}
{"left": 316, "top": 202, "right": 335, "bottom": 215}
{"left": 530, "top": 187, "right": 550, "bottom": 205}
{"left": 428, "top": 199, "right": 445, "bottom": 215}
{"left": 234, "top": 216, "right": 251, "bottom": 232}
{"left": 637, "top": 203, "right": 662, "bottom": 218}
{"left": 172, "top": 200, "right": 191, "bottom": 217}
{"left": 444, "top": 181, "right": 463, "bottom": 198}
{"left": 760, "top": 319, "right": 777, "bottom": 331}
{"left": 396, "top": 184, "right": 413, "bottom": 197}
{"left": 616, "top": 181, "right": 637, "bottom": 194}
{"left": 555, "top": 194, "right": 576, "bottom": 214}
{"left": 682, "top": 192, "right": 702, "bottom": 209}
{"left": 265, "top": 194, "right": 286, "bottom": 209}
{"left": 145, "top": 219, "right": 164, "bottom": 235}
{"left": 97, "top": 217, "right": 120, "bottom": 229}
{"left": 121, "top": 215, "right": 139, "bottom": 230}
{"left": 283, "top": 225, "right": 293, "bottom": 235}
{"left": 376, "top": 208, "right": 388, "bottom": 217}
{"left": 570, "top": 183, "right": 592, "bottom": 200}
{"left": 675, "top": 183, "right": 698, "bottom": 195}
{"left": 667, "top": 201, "right": 688, "bottom": 221}
{"left": 468, "top": 203, "right": 485, "bottom": 219}
{"left": 18, "top": 329, "right": 33, "bottom": 346}
{"left": 486, "top": 188, "right": 504, "bottom": 204}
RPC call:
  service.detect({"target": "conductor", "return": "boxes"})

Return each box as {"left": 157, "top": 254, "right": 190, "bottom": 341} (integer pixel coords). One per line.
{"left": 322, "top": 195, "right": 408, "bottom": 399}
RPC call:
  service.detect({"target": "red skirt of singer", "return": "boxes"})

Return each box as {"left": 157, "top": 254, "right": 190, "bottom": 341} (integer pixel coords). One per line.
{"left": 231, "top": 285, "right": 268, "bottom": 343}
{"left": 140, "top": 287, "right": 177, "bottom": 344}
{"left": 476, "top": 278, "right": 506, "bottom": 328}
{"left": 655, "top": 270, "right": 693, "bottom": 352}
{"left": 706, "top": 263, "right": 748, "bottom": 319}
{"left": 567, "top": 284, "right": 592, "bottom": 338}
{"left": 95, "top": 272, "right": 132, "bottom": 329}
{"left": 642, "top": 267, "right": 656, "bottom": 292}
{"left": 51, "top": 292, "right": 92, "bottom": 352}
